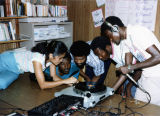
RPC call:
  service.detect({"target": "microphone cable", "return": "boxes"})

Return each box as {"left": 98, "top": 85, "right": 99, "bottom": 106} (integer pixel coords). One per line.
{"left": 126, "top": 74, "right": 151, "bottom": 109}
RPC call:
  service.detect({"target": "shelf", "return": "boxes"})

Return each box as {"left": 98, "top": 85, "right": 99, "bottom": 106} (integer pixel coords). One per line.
{"left": 19, "top": 21, "right": 73, "bottom": 50}
{"left": 0, "top": 39, "right": 28, "bottom": 44}
{"left": 0, "top": 16, "right": 28, "bottom": 20}
{"left": 18, "top": 16, "right": 68, "bottom": 23}
{"left": 0, "top": 34, "right": 31, "bottom": 44}
{"left": 35, "top": 36, "right": 71, "bottom": 42}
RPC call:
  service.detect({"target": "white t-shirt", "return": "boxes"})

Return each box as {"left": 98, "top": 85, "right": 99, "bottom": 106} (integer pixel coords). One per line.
{"left": 124, "top": 24, "right": 160, "bottom": 105}
{"left": 125, "top": 24, "right": 160, "bottom": 73}
{"left": 14, "top": 50, "right": 47, "bottom": 73}
{"left": 110, "top": 41, "right": 136, "bottom": 68}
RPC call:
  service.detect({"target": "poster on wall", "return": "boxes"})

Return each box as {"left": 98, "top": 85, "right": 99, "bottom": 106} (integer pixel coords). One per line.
{"left": 96, "top": 0, "right": 105, "bottom": 7}
{"left": 92, "top": 8, "right": 104, "bottom": 28}
{"left": 105, "top": 0, "right": 158, "bottom": 31}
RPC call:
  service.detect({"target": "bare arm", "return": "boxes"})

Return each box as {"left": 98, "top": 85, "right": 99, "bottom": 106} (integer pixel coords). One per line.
{"left": 125, "top": 52, "right": 141, "bottom": 83}
{"left": 125, "top": 52, "right": 133, "bottom": 65}
{"left": 49, "top": 64, "right": 62, "bottom": 81}
{"left": 79, "top": 69, "right": 91, "bottom": 82}
{"left": 112, "top": 53, "right": 141, "bottom": 93}
{"left": 112, "top": 53, "right": 133, "bottom": 91}
{"left": 91, "top": 75, "right": 101, "bottom": 83}
{"left": 118, "top": 45, "right": 160, "bottom": 74}
{"left": 125, "top": 53, "right": 141, "bottom": 97}
{"left": 113, "top": 74, "right": 126, "bottom": 91}
{"left": 33, "top": 61, "right": 77, "bottom": 89}
{"left": 131, "top": 45, "right": 160, "bottom": 70}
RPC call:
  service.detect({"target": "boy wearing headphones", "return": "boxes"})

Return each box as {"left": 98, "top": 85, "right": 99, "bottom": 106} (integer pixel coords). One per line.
{"left": 99, "top": 16, "right": 160, "bottom": 106}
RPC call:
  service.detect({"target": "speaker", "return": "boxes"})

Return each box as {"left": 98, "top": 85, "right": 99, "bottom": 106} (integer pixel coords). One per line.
{"left": 105, "top": 21, "right": 119, "bottom": 32}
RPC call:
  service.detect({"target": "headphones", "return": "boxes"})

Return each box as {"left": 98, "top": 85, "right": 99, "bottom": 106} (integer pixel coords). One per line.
{"left": 105, "top": 21, "right": 119, "bottom": 33}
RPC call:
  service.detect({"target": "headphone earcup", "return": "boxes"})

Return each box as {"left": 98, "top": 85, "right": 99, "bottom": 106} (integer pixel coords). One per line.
{"left": 112, "top": 31, "right": 120, "bottom": 36}
{"left": 112, "top": 25, "right": 119, "bottom": 32}
{"left": 105, "top": 21, "right": 119, "bottom": 32}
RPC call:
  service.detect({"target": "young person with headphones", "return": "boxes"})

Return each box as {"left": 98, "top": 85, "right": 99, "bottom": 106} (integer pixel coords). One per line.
{"left": 91, "top": 36, "right": 141, "bottom": 98}
{"left": 99, "top": 16, "right": 160, "bottom": 106}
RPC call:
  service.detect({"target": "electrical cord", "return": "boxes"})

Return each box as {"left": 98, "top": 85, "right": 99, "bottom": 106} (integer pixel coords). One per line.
{"left": 112, "top": 80, "right": 144, "bottom": 116}
{"left": 75, "top": 73, "right": 150, "bottom": 116}
{"left": 76, "top": 105, "right": 120, "bottom": 116}
{"left": 114, "top": 73, "right": 150, "bottom": 116}
{"left": 126, "top": 74, "right": 151, "bottom": 109}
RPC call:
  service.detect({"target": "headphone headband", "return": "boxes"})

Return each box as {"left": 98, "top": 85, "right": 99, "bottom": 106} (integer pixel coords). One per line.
{"left": 105, "top": 21, "right": 119, "bottom": 32}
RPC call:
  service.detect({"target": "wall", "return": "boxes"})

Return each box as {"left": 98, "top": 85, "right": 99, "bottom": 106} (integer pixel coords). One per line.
{"left": 67, "top": 0, "right": 105, "bottom": 42}
{"left": 154, "top": 0, "right": 160, "bottom": 41}
{"left": 67, "top": 0, "right": 160, "bottom": 87}
{"left": 67, "top": 0, "right": 160, "bottom": 42}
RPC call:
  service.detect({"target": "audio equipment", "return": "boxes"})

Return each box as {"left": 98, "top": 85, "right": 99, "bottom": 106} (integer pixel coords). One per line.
{"left": 105, "top": 21, "right": 119, "bottom": 32}
{"left": 126, "top": 74, "right": 147, "bottom": 93}
{"left": 55, "top": 82, "right": 114, "bottom": 109}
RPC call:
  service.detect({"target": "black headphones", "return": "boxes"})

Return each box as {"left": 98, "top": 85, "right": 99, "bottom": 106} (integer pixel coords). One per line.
{"left": 105, "top": 21, "right": 119, "bottom": 32}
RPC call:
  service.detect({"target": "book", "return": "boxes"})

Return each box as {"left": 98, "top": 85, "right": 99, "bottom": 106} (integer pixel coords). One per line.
{"left": 3, "top": 23, "right": 10, "bottom": 40}
{"left": 9, "top": 22, "right": 15, "bottom": 40}
{"left": 24, "top": 2, "right": 32, "bottom": 16}
{"left": 5, "top": 0, "right": 11, "bottom": 17}
{"left": 0, "top": 5, "right": 4, "bottom": 17}
{"left": 0, "top": 0, "right": 5, "bottom": 16}
{"left": 0, "top": 21, "right": 15, "bottom": 41}
{"left": 0, "top": 24, "right": 6, "bottom": 41}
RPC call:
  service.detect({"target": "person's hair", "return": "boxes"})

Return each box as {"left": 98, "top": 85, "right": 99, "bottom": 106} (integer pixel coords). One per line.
{"left": 70, "top": 40, "right": 90, "bottom": 57}
{"left": 101, "top": 16, "right": 124, "bottom": 36}
{"left": 91, "top": 36, "right": 111, "bottom": 51}
{"left": 63, "top": 52, "right": 71, "bottom": 63}
{"left": 31, "top": 40, "right": 68, "bottom": 61}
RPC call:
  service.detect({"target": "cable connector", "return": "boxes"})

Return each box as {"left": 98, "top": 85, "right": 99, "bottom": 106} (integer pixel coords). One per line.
{"left": 109, "top": 88, "right": 115, "bottom": 96}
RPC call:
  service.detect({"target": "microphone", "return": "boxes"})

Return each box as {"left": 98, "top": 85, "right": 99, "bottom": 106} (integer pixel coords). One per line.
{"left": 126, "top": 74, "right": 146, "bottom": 93}
{"left": 126, "top": 74, "right": 138, "bottom": 85}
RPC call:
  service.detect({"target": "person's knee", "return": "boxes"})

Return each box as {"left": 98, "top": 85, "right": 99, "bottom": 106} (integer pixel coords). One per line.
{"left": 0, "top": 71, "right": 19, "bottom": 90}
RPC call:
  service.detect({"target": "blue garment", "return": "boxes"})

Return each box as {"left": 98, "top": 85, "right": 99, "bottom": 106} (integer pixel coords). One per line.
{"left": 0, "top": 51, "right": 20, "bottom": 89}
{"left": 45, "top": 62, "right": 80, "bottom": 79}
{"left": 124, "top": 79, "right": 136, "bottom": 97}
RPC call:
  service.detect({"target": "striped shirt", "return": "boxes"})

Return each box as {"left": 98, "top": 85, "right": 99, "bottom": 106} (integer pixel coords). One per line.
{"left": 86, "top": 50, "right": 104, "bottom": 76}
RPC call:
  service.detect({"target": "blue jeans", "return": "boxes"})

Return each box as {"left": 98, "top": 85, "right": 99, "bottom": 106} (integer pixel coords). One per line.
{"left": 0, "top": 51, "right": 20, "bottom": 89}
{"left": 85, "top": 60, "right": 111, "bottom": 85}
{"left": 124, "top": 79, "right": 137, "bottom": 97}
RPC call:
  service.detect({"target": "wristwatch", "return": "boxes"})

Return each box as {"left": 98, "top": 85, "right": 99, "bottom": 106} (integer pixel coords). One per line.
{"left": 127, "top": 64, "right": 132, "bottom": 70}
{"left": 127, "top": 64, "right": 134, "bottom": 73}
